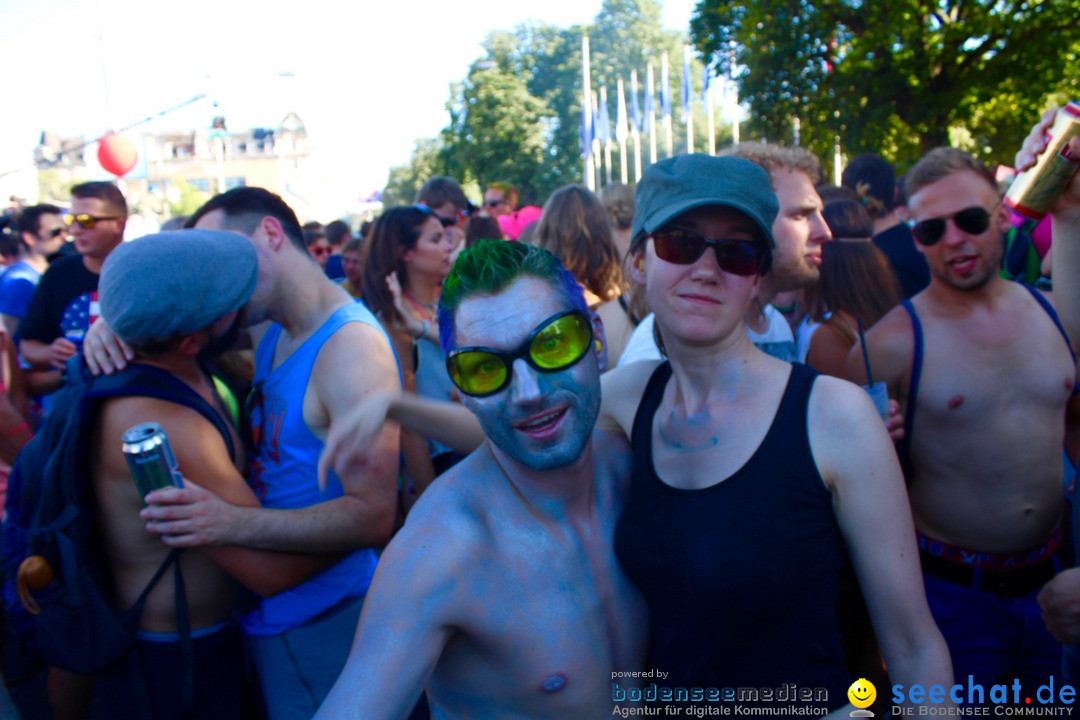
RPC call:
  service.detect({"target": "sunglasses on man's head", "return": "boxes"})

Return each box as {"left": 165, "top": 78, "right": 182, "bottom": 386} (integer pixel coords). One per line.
{"left": 446, "top": 310, "right": 593, "bottom": 397}
{"left": 64, "top": 213, "right": 120, "bottom": 230}
{"left": 413, "top": 202, "right": 463, "bottom": 228}
{"left": 911, "top": 207, "right": 992, "bottom": 246}
{"left": 650, "top": 228, "right": 768, "bottom": 276}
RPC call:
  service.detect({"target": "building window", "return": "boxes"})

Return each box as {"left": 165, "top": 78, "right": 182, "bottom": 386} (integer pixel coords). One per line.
{"left": 188, "top": 178, "right": 210, "bottom": 192}
{"left": 225, "top": 177, "right": 245, "bottom": 190}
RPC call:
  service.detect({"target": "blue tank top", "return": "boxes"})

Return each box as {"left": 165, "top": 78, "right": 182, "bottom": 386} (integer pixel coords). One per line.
{"left": 242, "top": 302, "right": 393, "bottom": 637}
{"left": 613, "top": 362, "right": 849, "bottom": 709}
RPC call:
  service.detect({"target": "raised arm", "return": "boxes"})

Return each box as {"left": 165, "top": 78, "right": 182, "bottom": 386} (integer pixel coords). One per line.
{"left": 1015, "top": 109, "right": 1080, "bottom": 346}
{"left": 809, "top": 376, "right": 954, "bottom": 700}
{"left": 318, "top": 390, "right": 484, "bottom": 490}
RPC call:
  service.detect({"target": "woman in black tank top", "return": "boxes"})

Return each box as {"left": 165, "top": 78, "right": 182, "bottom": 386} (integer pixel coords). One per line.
{"left": 602, "top": 154, "right": 952, "bottom": 712}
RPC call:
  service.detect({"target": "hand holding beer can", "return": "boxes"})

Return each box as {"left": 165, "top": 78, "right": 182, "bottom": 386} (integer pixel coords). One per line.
{"left": 121, "top": 422, "right": 184, "bottom": 502}
{"left": 1005, "top": 101, "right": 1080, "bottom": 222}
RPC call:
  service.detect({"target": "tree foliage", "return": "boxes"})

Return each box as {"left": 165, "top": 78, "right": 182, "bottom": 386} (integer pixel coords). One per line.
{"left": 691, "top": 0, "right": 1080, "bottom": 170}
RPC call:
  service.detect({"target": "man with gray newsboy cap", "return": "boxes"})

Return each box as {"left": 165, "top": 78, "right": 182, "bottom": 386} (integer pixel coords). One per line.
{"left": 89, "top": 229, "right": 334, "bottom": 717}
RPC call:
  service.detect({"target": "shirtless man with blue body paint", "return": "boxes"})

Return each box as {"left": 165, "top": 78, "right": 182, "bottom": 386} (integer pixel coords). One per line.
{"left": 315, "top": 240, "right": 646, "bottom": 720}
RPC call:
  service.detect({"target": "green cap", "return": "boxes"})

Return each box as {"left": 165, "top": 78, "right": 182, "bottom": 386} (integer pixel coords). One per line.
{"left": 632, "top": 153, "right": 779, "bottom": 249}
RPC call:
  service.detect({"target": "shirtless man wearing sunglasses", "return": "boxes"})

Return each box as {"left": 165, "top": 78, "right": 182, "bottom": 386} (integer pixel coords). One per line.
{"left": 317, "top": 240, "right": 646, "bottom": 719}
{"left": 846, "top": 131, "right": 1080, "bottom": 690}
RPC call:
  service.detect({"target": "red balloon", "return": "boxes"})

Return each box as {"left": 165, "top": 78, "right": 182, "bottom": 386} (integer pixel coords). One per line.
{"left": 97, "top": 133, "right": 137, "bottom": 177}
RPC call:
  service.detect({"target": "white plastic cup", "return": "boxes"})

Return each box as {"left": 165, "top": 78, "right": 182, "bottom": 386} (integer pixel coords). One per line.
{"left": 862, "top": 381, "right": 890, "bottom": 421}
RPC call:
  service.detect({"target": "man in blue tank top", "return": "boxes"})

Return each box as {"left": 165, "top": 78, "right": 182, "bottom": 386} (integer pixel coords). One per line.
{"left": 317, "top": 241, "right": 647, "bottom": 719}
{"left": 847, "top": 125, "right": 1080, "bottom": 692}
{"left": 86, "top": 187, "right": 402, "bottom": 720}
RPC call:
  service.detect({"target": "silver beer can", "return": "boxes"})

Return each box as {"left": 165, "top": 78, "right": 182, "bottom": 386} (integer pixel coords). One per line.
{"left": 1005, "top": 101, "right": 1080, "bottom": 222}
{"left": 121, "top": 422, "right": 182, "bottom": 501}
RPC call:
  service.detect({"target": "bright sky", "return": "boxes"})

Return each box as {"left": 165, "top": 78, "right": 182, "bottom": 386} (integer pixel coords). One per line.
{"left": 0, "top": 0, "right": 696, "bottom": 209}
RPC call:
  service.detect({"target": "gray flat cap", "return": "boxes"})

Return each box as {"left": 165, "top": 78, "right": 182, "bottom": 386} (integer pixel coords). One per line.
{"left": 99, "top": 229, "right": 258, "bottom": 345}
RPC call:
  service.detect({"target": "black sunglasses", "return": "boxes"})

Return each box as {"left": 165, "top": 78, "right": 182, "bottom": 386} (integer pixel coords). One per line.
{"left": 484, "top": 199, "right": 505, "bottom": 208}
{"left": 44, "top": 227, "right": 66, "bottom": 239}
{"left": 413, "top": 203, "right": 461, "bottom": 228}
{"left": 651, "top": 228, "right": 769, "bottom": 276}
{"left": 911, "top": 207, "right": 991, "bottom": 246}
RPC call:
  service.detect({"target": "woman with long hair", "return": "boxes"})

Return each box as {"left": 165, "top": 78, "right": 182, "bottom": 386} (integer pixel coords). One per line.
{"left": 804, "top": 197, "right": 902, "bottom": 377}
{"left": 362, "top": 204, "right": 459, "bottom": 496}
{"left": 533, "top": 185, "right": 636, "bottom": 367}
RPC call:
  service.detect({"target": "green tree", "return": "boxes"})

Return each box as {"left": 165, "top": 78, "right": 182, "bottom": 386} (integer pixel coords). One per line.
{"left": 386, "top": 0, "right": 712, "bottom": 203}
{"left": 382, "top": 138, "right": 446, "bottom": 208}
{"left": 691, "top": 0, "right": 1080, "bottom": 168}
{"left": 167, "top": 178, "right": 208, "bottom": 218}
{"left": 438, "top": 58, "right": 555, "bottom": 205}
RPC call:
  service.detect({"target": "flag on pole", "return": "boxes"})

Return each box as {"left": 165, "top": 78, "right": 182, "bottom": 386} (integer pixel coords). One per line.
{"left": 661, "top": 53, "right": 672, "bottom": 157}
{"left": 592, "top": 93, "right": 602, "bottom": 156}
{"left": 581, "top": 35, "right": 594, "bottom": 190}
{"left": 681, "top": 46, "right": 692, "bottom": 123}
{"left": 660, "top": 55, "right": 671, "bottom": 126}
{"left": 643, "top": 66, "right": 654, "bottom": 135}
{"left": 580, "top": 94, "right": 594, "bottom": 158}
{"left": 615, "top": 80, "right": 628, "bottom": 145}
{"left": 617, "top": 80, "right": 630, "bottom": 182}
{"left": 631, "top": 70, "right": 643, "bottom": 181}
{"left": 598, "top": 86, "right": 611, "bottom": 148}
{"left": 702, "top": 68, "right": 711, "bottom": 106}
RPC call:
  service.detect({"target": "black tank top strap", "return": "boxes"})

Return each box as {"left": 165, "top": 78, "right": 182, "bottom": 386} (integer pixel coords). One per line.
{"left": 631, "top": 361, "right": 672, "bottom": 475}
{"left": 896, "top": 299, "right": 922, "bottom": 482}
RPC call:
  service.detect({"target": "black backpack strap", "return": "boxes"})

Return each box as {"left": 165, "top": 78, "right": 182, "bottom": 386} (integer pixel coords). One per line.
{"left": 82, "top": 362, "right": 236, "bottom": 458}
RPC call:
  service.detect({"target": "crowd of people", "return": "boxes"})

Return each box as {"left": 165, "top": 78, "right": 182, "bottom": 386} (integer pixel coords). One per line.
{"left": 0, "top": 105, "right": 1074, "bottom": 720}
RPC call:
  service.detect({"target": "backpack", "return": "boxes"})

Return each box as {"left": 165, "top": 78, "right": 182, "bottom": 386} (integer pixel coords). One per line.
{"left": 1, "top": 357, "right": 236, "bottom": 678}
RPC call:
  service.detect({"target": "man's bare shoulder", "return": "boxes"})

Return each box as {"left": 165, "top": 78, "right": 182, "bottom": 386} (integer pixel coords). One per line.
{"left": 867, "top": 302, "right": 916, "bottom": 352}
{"left": 404, "top": 450, "right": 496, "bottom": 538}
{"left": 312, "top": 315, "right": 399, "bottom": 396}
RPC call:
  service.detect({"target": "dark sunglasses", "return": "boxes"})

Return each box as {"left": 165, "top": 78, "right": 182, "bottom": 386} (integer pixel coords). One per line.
{"left": 414, "top": 202, "right": 462, "bottom": 228}
{"left": 309, "top": 245, "right": 331, "bottom": 256}
{"left": 44, "top": 227, "right": 66, "bottom": 239}
{"left": 484, "top": 199, "right": 505, "bottom": 208}
{"left": 446, "top": 310, "right": 593, "bottom": 397}
{"left": 64, "top": 213, "right": 120, "bottom": 230}
{"left": 911, "top": 207, "right": 991, "bottom": 246}
{"left": 651, "top": 228, "right": 768, "bottom": 276}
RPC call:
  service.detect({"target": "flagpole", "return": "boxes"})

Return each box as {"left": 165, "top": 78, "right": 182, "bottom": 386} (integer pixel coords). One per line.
{"left": 581, "top": 35, "right": 594, "bottom": 191}
{"left": 683, "top": 46, "right": 693, "bottom": 154}
{"left": 601, "top": 86, "right": 612, "bottom": 185}
{"left": 616, "top": 77, "right": 628, "bottom": 184}
{"left": 647, "top": 62, "right": 657, "bottom": 165}
{"left": 631, "top": 70, "right": 642, "bottom": 182}
{"left": 661, "top": 53, "right": 673, "bottom": 158}
{"left": 592, "top": 92, "right": 603, "bottom": 190}
{"left": 706, "top": 81, "right": 715, "bottom": 156}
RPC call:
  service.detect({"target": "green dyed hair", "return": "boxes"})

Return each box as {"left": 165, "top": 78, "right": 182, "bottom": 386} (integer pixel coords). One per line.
{"left": 438, "top": 239, "right": 588, "bottom": 353}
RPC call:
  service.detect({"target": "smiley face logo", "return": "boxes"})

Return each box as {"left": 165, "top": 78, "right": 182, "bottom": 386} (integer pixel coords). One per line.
{"left": 848, "top": 678, "right": 876, "bottom": 709}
